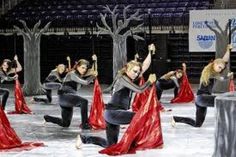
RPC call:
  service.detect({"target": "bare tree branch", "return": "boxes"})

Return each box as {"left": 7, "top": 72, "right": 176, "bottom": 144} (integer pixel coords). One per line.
{"left": 224, "top": 21, "right": 230, "bottom": 33}
{"left": 19, "top": 20, "right": 32, "bottom": 36}
{"left": 13, "top": 25, "right": 31, "bottom": 40}
{"left": 124, "top": 23, "right": 144, "bottom": 39}
{"left": 132, "top": 14, "right": 143, "bottom": 21}
{"left": 133, "top": 35, "right": 144, "bottom": 40}
{"left": 131, "top": 23, "right": 144, "bottom": 33}
{"left": 205, "top": 21, "right": 219, "bottom": 35}
{"left": 103, "top": 5, "right": 118, "bottom": 15}
{"left": 113, "top": 13, "right": 119, "bottom": 31}
{"left": 96, "top": 23, "right": 112, "bottom": 37}
{"left": 103, "top": 5, "right": 112, "bottom": 13}
{"left": 213, "top": 19, "right": 224, "bottom": 34}
{"left": 103, "top": 5, "right": 119, "bottom": 31}
{"left": 36, "top": 21, "right": 51, "bottom": 39}
{"left": 40, "top": 21, "right": 51, "bottom": 34}
{"left": 123, "top": 5, "right": 131, "bottom": 21}
{"left": 127, "top": 9, "right": 140, "bottom": 21}
{"left": 100, "top": 13, "right": 113, "bottom": 34}
{"left": 116, "top": 7, "right": 141, "bottom": 34}
{"left": 32, "top": 20, "right": 41, "bottom": 36}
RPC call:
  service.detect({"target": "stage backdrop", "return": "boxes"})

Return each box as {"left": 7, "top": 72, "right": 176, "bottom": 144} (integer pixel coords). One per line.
{"left": 189, "top": 9, "right": 236, "bottom": 52}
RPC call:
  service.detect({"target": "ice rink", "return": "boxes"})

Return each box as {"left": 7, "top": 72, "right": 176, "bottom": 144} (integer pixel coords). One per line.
{"left": 1, "top": 84, "right": 215, "bottom": 157}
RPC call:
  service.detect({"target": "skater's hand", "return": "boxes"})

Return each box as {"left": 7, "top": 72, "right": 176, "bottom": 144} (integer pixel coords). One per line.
{"left": 148, "top": 74, "right": 156, "bottom": 83}
{"left": 148, "top": 43, "right": 156, "bottom": 55}
{"left": 66, "top": 56, "right": 71, "bottom": 61}
{"left": 134, "top": 53, "right": 139, "bottom": 61}
{"left": 14, "top": 55, "right": 18, "bottom": 61}
{"left": 92, "top": 71, "right": 98, "bottom": 77}
{"left": 13, "top": 74, "right": 18, "bottom": 80}
{"left": 182, "top": 63, "right": 186, "bottom": 72}
{"left": 227, "top": 72, "right": 234, "bottom": 79}
{"left": 227, "top": 44, "right": 233, "bottom": 51}
{"left": 92, "top": 54, "right": 97, "bottom": 61}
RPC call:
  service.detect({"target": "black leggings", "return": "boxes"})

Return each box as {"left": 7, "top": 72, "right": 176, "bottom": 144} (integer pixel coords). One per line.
{"left": 34, "top": 82, "right": 61, "bottom": 103}
{"left": 173, "top": 94, "right": 215, "bottom": 127}
{"left": 44, "top": 107, "right": 73, "bottom": 127}
{"left": 156, "top": 81, "right": 178, "bottom": 100}
{"left": 44, "top": 93, "right": 89, "bottom": 128}
{"left": 173, "top": 105, "right": 207, "bottom": 127}
{"left": 80, "top": 109, "right": 135, "bottom": 147}
{"left": 0, "top": 88, "right": 9, "bottom": 110}
{"left": 34, "top": 89, "right": 52, "bottom": 103}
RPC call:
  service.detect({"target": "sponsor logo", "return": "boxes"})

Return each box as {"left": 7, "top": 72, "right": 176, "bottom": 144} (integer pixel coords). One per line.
{"left": 196, "top": 35, "right": 215, "bottom": 49}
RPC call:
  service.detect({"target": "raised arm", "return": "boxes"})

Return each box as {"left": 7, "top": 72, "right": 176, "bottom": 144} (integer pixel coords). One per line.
{"left": 8, "top": 55, "right": 22, "bottom": 74}
{"left": 66, "top": 56, "right": 71, "bottom": 72}
{"left": 182, "top": 63, "right": 186, "bottom": 73}
{"left": 70, "top": 72, "right": 92, "bottom": 85}
{"left": 84, "top": 54, "right": 98, "bottom": 77}
{"left": 91, "top": 54, "right": 98, "bottom": 72}
{"left": 222, "top": 44, "right": 233, "bottom": 62}
{"left": 160, "top": 71, "right": 175, "bottom": 80}
{"left": 120, "top": 74, "right": 156, "bottom": 93}
{"left": 141, "top": 43, "right": 156, "bottom": 75}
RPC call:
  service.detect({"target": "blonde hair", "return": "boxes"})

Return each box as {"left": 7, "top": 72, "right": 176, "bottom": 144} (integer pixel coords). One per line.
{"left": 167, "top": 69, "right": 184, "bottom": 80}
{"left": 118, "top": 60, "right": 142, "bottom": 76}
{"left": 52, "top": 64, "right": 66, "bottom": 72}
{"left": 200, "top": 58, "right": 226, "bottom": 86}
{"left": 73, "top": 59, "right": 90, "bottom": 70}
{"left": 1, "top": 59, "right": 12, "bottom": 72}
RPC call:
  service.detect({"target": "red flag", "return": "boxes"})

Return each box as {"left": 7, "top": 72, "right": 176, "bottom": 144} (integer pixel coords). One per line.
{"left": 99, "top": 85, "right": 163, "bottom": 155}
{"left": 171, "top": 74, "right": 194, "bottom": 103}
{"left": 8, "top": 80, "right": 32, "bottom": 114}
{"left": 229, "top": 79, "right": 235, "bottom": 92}
{"left": 132, "top": 77, "right": 165, "bottom": 112}
{"left": 132, "top": 77, "right": 149, "bottom": 112}
{"left": 0, "top": 107, "right": 44, "bottom": 151}
{"left": 88, "top": 78, "right": 106, "bottom": 130}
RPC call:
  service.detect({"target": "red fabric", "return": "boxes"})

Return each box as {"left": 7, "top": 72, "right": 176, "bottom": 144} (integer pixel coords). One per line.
{"left": 0, "top": 107, "right": 44, "bottom": 151}
{"left": 229, "top": 79, "right": 235, "bottom": 92}
{"left": 132, "top": 77, "right": 149, "bottom": 112}
{"left": 0, "top": 142, "right": 44, "bottom": 152}
{"left": 171, "top": 74, "right": 194, "bottom": 103}
{"left": 99, "top": 85, "right": 163, "bottom": 155}
{"left": 88, "top": 78, "right": 106, "bottom": 130}
{"left": 8, "top": 80, "right": 32, "bottom": 114}
{"left": 132, "top": 77, "right": 165, "bottom": 112}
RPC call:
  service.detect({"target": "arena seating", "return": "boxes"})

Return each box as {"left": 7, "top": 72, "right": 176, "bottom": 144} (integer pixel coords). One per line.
{"left": 0, "top": 0, "right": 210, "bottom": 29}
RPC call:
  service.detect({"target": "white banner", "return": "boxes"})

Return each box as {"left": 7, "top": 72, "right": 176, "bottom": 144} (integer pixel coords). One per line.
{"left": 189, "top": 9, "right": 236, "bottom": 52}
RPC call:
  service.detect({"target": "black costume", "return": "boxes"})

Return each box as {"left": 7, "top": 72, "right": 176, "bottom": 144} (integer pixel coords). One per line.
{"left": 173, "top": 76, "right": 227, "bottom": 127}
{"left": 80, "top": 74, "right": 151, "bottom": 147}
{"left": 0, "top": 69, "right": 15, "bottom": 110}
{"left": 44, "top": 71, "right": 94, "bottom": 129}
{"left": 34, "top": 70, "right": 66, "bottom": 103}
{"left": 156, "top": 75, "right": 180, "bottom": 100}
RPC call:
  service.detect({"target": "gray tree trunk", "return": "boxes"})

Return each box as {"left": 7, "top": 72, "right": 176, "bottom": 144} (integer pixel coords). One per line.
{"left": 23, "top": 36, "right": 43, "bottom": 95}
{"left": 113, "top": 37, "right": 127, "bottom": 78}
{"left": 97, "top": 5, "right": 144, "bottom": 79}
{"left": 14, "top": 20, "right": 51, "bottom": 95}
